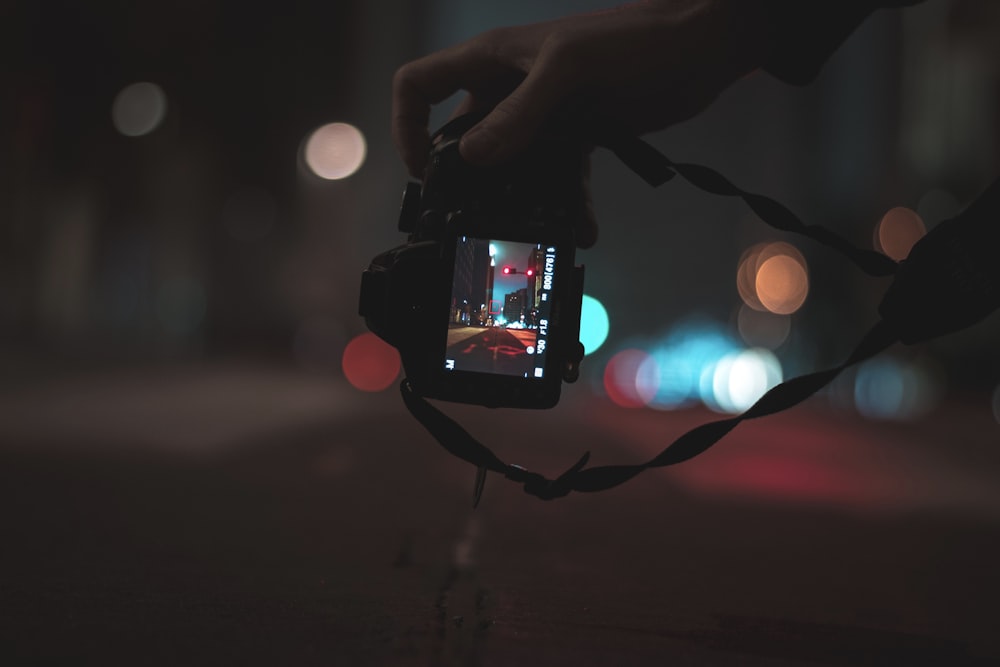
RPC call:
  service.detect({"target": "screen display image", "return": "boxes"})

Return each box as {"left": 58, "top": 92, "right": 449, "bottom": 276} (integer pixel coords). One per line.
{"left": 444, "top": 237, "right": 556, "bottom": 378}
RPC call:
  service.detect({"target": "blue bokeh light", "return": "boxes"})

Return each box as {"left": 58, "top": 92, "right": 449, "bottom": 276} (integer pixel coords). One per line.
{"left": 854, "top": 358, "right": 937, "bottom": 420}
{"left": 644, "top": 322, "right": 741, "bottom": 410}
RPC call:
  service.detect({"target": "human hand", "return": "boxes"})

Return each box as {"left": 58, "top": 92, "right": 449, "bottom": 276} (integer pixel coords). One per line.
{"left": 392, "top": 0, "right": 775, "bottom": 178}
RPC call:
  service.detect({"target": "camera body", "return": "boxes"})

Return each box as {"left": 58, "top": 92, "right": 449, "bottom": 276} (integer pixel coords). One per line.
{"left": 359, "top": 113, "right": 586, "bottom": 408}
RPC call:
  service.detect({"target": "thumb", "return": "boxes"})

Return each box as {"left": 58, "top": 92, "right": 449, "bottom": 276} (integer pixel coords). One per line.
{"left": 459, "top": 63, "right": 569, "bottom": 165}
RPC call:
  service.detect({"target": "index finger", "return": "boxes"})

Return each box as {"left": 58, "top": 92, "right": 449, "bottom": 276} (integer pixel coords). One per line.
{"left": 392, "top": 37, "right": 512, "bottom": 177}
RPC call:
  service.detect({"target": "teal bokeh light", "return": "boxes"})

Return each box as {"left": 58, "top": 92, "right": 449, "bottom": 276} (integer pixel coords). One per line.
{"left": 579, "top": 294, "right": 609, "bottom": 355}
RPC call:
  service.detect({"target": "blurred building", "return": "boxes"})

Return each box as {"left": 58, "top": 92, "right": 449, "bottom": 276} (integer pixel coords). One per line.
{"left": 2, "top": 0, "right": 996, "bottom": 394}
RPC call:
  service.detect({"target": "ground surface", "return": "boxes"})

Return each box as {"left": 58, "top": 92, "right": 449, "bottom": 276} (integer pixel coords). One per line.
{"left": 1, "top": 364, "right": 998, "bottom": 666}
{"left": 446, "top": 326, "right": 537, "bottom": 376}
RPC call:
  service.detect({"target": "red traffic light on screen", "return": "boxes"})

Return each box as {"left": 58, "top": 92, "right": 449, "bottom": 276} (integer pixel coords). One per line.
{"left": 502, "top": 266, "right": 513, "bottom": 275}
{"left": 525, "top": 268, "right": 535, "bottom": 277}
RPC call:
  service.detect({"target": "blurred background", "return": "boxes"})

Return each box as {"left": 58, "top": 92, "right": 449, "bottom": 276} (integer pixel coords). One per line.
{"left": 2, "top": 0, "right": 998, "bottom": 419}
{"left": 3, "top": 2, "right": 1000, "bottom": 664}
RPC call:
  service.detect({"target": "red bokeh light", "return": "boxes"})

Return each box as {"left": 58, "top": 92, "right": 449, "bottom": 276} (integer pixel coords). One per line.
{"left": 603, "top": 349, "right": 655, "bottom": 408}
{"left": 342, "top": 332, "right": 401, "bottom": 392}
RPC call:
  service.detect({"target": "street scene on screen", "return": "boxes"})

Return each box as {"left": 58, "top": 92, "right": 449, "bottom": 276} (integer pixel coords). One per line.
{"left": 444, "top": 237, "right": 555, "bottom": 377}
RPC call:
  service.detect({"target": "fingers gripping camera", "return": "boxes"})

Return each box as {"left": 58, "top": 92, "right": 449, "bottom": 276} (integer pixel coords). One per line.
{"left": 359, "top": 113, "right": 586, "bottom": 409}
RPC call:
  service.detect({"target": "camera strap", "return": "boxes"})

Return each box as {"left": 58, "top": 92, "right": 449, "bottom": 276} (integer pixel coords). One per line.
{"left": 400, "top": 130, "right": 1000, "bottom": 505}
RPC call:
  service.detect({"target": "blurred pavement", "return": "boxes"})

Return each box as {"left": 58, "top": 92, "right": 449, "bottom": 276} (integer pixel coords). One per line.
{"left": 1, "top": 365, "right": 999, "bottom": 665}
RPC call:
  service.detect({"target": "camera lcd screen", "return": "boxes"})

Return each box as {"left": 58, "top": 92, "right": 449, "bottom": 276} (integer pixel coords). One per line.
{"left": 445, "top": 237, "right": 556, "bottom": 378}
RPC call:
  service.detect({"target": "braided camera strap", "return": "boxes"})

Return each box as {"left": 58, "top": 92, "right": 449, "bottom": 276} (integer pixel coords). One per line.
{"left": 401, "top": 132, "right": 1000, "bottom": 505}
{"left": 402, "top": 319, "right": 893, "bottom": 504}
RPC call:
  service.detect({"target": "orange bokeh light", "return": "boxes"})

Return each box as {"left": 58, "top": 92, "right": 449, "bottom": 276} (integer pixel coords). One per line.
{"left": 876, "top": 207, "right": 926, "bottom": 261}
{"left": 756, "top": 255, "right": 809, "bottom": 315}
{"left": 736, "top": 243, "right": 767, "bottom": 311}
{"left": 736, "top": 242, "right": 809, "bottom": 315}
{"left": 342, "top": 332, "right": 401, "bottom": 392}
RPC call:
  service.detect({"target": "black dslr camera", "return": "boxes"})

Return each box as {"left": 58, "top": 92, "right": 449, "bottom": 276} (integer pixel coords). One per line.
{"left": 359, "top": 113, "right": 586, "bottom": 408}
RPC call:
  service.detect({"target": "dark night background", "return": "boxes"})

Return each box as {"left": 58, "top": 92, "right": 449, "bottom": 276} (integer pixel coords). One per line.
{"left": 2, "top": 1, "right": 999, "bottom": 665}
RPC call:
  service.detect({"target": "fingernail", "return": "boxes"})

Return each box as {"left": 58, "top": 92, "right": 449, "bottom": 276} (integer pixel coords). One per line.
{"left": 460, "top": 128, "right": 499, "bottom": 164}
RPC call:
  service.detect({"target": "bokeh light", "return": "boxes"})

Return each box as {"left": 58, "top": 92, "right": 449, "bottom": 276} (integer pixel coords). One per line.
{"left": 876, "top": 207, "right": 926, "bottom": 261}
{"left": 112, "top": 82, "right": 167, "bottom": 137}
{"left": 737, "top": 242, "right": 809, "bottom": 315}
{"left": 603, "top": 349, "right": 656, "bottom": 408}
{"left": 644, "top": 322, "right": 740, "bottom": 410}
{"left": 736, "top": 243, "right": 767, "bottom": 311}
{"left": 854, "top": 358, "right": 937, "bottom": 420}
{"left": 304, "top": 122, "right": 367, "bottom": 180}
{"left": 736, "top": 303, "right": 791, "bottom": 349}
{"left": 579, "top": 294, "right": 609, "bottom": 355}
{"left": 708, "top": 349, "right": 783, "bottom": 414}
{"left": 756, "top": 255, "right": 809, "bottom": 315}
{"left": 342, "top": 332, "right": 400, "bottom": 392}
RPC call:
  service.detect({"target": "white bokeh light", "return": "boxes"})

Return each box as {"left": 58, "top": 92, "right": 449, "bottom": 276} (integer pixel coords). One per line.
{"left": 112, "top": 82, "right": 167, "bottom": 137}
{"left": 711, "top": 349, "right": 782, "bottom": 414}
{"left": 303, "top": 122, "right": 367, "bottom": 180}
